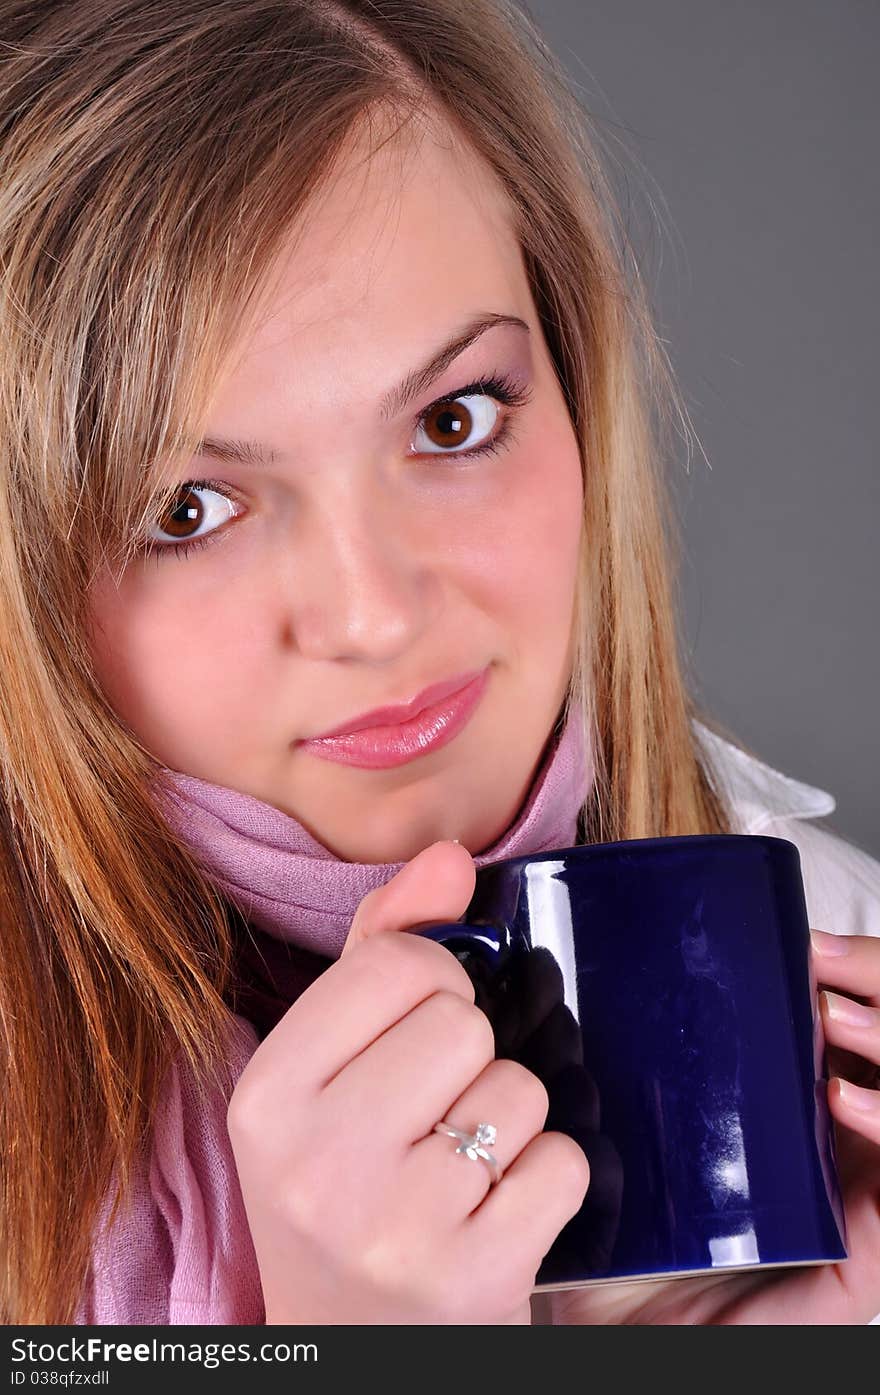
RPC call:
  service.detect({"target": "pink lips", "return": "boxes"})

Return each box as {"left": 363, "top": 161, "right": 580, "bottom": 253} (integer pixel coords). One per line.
{"left": 298, "top": 665, "right": 491, "bottom": 769}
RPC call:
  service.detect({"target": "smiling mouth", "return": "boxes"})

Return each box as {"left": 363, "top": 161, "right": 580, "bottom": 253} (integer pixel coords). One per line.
{"left": 297, "top": 665, "right": 491, "bottom": 770}
{"left": 305, "top": 666, "right": 489, "bottom": 740}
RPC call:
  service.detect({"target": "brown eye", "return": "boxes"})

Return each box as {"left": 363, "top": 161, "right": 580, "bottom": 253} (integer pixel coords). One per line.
{"left": 147, "top": 482, "right": 239, "bottom": 549}
{"left": 414, "top": 393, "right": 500, "bottom": 455}
{"left": 156, "top": 486, "right": 204, "bottom": 539}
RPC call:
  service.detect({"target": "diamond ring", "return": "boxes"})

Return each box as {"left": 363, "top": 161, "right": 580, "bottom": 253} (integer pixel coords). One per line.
{"left": 432, "top": 1120, "right": 503, "bottom": 1185}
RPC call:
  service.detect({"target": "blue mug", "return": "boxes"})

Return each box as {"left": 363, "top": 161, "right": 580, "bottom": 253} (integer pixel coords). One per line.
{"left": 411, "top": 834, "right": 847, "bottom": 1292}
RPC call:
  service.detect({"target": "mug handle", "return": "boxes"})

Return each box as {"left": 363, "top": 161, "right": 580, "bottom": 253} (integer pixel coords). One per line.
{"left": 407, "top": 921, "right": 518, "bottom": 1013}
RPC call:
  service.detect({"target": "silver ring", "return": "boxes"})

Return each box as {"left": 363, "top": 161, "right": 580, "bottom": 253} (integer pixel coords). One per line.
{"left": 433, "top": 1120, "right": 503, "bottom": 1186}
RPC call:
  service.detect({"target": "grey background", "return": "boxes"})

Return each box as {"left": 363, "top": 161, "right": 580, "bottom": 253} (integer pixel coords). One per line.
{"left": 529, "top": 0, "right": 879, "bottom": 856}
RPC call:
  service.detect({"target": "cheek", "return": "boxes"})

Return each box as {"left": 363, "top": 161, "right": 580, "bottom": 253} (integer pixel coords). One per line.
{"left": 87, "top": 568, "right": 269, "bottom": 743}
{"left": 471, "top": 422, "right": 583, "bottom": 638}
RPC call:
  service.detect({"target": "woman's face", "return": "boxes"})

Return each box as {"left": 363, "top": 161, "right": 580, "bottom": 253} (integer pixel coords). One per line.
{"left": 87, "top": 117, "right": 584, "bottom": 863}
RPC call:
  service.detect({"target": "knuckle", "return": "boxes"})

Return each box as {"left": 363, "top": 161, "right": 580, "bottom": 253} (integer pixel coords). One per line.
{"left": 276, "top": 1171, "right": 323, "bottom": 1239}
{"left": 429, "top": 989, "right": 495, "bottom": 1057}
{"left": 226, "top": 1071, "right": 266, "bottom": 1143}
{"left": 276, "top": 1148, "right": 342, "bottom": 1239}
{"left": 351, "top": 930, "right": 476, "bottom": 1010}
{"left": 353, "top": 881, "right": 389, "bottom": 922}
{"left": 357, "top": 1230, "right": 423, "bottom": 1296}
{"left": 433, "top": 946, "right": 479, "bottom": 1001}
{"left": 355, "top": 927, "right": 413, "bottom": 969}
{"left": 547, "top": 1129, "right": 592, "bottom": 1197}
{"left": 356, "top": 1235, "right": 398, "bottom": 1291}
{"left": 491, "top": 1058, "right": 550, "bottom": 1124}
{"left": 359, "top": 928, "right": 473, "bottom": 996}
{"left": 351, "top": 929, "right": 427, "bottom": 987}
{"left": 401, "top": 932, "right": 478, "bottom": 1000}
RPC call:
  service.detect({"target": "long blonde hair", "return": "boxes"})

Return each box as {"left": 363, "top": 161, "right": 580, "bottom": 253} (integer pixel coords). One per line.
{"left": 1, "top": 0, "right": 738, "bottom": 1322}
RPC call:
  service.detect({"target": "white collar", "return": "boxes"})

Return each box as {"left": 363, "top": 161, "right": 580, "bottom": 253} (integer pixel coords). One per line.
{"left": 692, "top": 719, "right": 837, "bottom": 834}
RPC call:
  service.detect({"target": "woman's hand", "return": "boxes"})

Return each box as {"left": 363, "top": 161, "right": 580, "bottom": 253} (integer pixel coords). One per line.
{"left": 549, "top": 928, "right": 880, "bottom": 1325}
{"left": 226, "top": 840, "right": 591, "bottom": 1325}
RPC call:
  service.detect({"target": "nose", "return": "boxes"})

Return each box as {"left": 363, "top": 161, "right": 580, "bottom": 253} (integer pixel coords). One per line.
{"left": 281, "top": 482, "right": 443, "bottom": 663}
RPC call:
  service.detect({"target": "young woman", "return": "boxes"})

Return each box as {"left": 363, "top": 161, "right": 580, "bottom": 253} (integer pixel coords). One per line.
{"left": 1, "top": 0, "right": 877, "bottom": 1325}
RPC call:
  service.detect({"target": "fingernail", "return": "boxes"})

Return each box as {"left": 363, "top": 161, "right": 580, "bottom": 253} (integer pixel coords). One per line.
{"left": 811, "top": 928, "right": 849, "bottom": 956}
{"left": 836, "top": 1078, "right": 880, "bottom": 1112}
{"left": 822, "top": 990, "right": 874, "bottom": 1028}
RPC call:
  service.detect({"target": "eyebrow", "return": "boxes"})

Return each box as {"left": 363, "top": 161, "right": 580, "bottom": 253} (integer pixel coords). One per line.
{"left": 193, "top": 311, "right": 530, "bottom": 467}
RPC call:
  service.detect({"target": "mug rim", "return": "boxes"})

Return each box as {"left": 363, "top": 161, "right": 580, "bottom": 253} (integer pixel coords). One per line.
{"left": 475, "top": 831, "right": 799, "bottom": 874}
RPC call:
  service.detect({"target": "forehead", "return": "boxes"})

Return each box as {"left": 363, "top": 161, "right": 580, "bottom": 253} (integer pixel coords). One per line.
{"left": 223, "top": 110, "right": 529, "bottom": 389}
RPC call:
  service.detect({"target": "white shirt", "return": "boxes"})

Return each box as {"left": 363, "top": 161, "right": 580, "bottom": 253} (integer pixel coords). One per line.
{"left": 694, "top": 720, "right": 880, "bottom": 942}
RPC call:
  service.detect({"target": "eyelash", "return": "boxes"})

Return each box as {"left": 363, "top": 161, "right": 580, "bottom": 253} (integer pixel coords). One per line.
{"left": 143, "top": 370, "right": 533, "bottom": 562}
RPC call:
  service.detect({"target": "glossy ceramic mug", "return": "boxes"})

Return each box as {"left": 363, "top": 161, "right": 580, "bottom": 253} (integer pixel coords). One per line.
{"left": 411, "top": 833, "right": 847, "bottom": 1292}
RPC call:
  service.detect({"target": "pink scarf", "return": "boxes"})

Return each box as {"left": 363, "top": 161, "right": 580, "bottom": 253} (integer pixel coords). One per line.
{"left": 154, "top": 705, "right": 592, "bottom": 963}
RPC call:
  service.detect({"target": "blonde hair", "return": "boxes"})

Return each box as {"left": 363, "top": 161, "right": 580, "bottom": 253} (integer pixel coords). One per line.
{"left": 0, "top": 0, "right": 737, "bottom": 1322}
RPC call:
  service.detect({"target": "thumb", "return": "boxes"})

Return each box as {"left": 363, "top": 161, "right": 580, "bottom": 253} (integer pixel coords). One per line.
{"left": 340, "top": 839, "right": 476, "bottom": 959}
